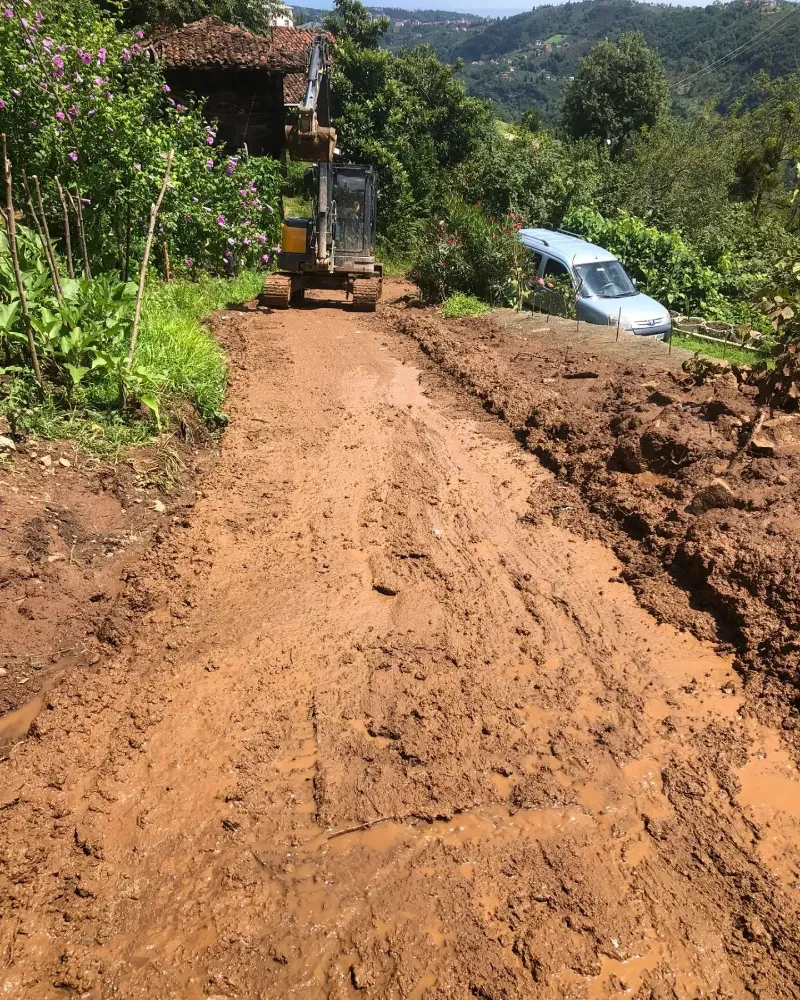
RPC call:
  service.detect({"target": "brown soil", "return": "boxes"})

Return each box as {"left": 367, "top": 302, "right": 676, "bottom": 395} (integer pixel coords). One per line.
{"left": 0, "top": 416, "right": 209, "bottom": 722}
{"left": 388, "top": 307, "right": 800, "bottom": 729}
{"left": 1, "top": 283, "right": 800, "bottom": 999}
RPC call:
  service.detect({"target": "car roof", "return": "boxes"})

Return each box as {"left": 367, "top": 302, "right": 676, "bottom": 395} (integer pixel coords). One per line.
{"left": 518, "top": 228, "right": 617, "bottom": 266}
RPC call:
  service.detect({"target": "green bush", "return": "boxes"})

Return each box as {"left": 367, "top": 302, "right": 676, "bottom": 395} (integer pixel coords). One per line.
{"left": 562, "top": 205, "right": 734, "bottom": 318}
{"left": 410, "top": 199, "right": 530, "bottom": 303}
{"left": 441, "top": 293, "right": 490, "bottom": 318}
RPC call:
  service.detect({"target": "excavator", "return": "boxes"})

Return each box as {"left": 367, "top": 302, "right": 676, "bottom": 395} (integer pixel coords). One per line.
{"left": 262, "top": 34, "right": 382, "bottom": 311}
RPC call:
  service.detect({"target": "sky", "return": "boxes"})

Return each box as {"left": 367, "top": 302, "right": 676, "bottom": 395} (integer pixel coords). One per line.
{"left": 295, "top": 0, "right": 718, "bottom": 14}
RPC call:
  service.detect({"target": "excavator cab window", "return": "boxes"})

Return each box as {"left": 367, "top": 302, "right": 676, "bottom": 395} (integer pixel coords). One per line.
{"left": 332, "top": 165, "right": 377, "bottom": 256}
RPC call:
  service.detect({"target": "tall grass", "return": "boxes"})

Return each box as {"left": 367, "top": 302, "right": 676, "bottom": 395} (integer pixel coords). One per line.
{"left": 137, "top": 271, "right": 262, "bottom": 419}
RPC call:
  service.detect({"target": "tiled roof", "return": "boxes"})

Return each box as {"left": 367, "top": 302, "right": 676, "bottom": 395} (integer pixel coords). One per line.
{"left": 149, "top": 17, "right": 317, "bottom": 73}
{"left": 283, "top": 72, "right": 306, "bottom": 104}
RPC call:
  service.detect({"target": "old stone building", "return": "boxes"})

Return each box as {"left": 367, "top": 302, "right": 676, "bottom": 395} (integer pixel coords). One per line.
{"left": 147, "top": 17, "right": 317, "bottom": 158}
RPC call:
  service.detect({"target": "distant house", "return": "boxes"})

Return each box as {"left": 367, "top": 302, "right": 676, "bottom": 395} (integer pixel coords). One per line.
{"left": 147, "top": 17, "right": 318, "bottom": 157}
{"left": 270, "top": 4, "right": 294, "bottom": 28}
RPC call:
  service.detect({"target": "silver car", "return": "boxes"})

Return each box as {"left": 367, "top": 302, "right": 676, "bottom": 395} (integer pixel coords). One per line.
{"left": 519, "top": 228, "right": 672, "bottom": 339}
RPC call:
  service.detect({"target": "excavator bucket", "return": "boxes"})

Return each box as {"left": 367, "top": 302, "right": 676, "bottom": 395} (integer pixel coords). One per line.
{"left": 285, "top": 125, "right": 337, "bottom": 163}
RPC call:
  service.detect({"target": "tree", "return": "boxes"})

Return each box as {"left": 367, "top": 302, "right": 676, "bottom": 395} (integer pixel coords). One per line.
{"left": 518, "top": 108, "right": 543, "bottom": 133}
{"left": 116, "top": 0, "right": 283, "bottom": 32}
{"left": 323, "top": 0, "right": 389, "bottom": 50}
{"left": 729, "top": 74, "right": 800, "bottom": 221}
{"left": 327, "top": 2, "right": 492, "bottom": 248}
{"left": 561, "top": 32, "right": 669, "bottom": 151}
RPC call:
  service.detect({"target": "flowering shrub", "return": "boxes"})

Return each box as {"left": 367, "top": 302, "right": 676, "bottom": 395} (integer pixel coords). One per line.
{"left": 0, "top": 0, "right": 280, "bottom": 276}
{"left": 410, "top": 198, "right": 532, "bottom": 304}
{"left": 168, "top": 155, "right": 282, "bottom": 276}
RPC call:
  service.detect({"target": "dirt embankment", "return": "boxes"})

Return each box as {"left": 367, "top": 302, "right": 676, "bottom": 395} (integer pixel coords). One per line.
{"left": 0, "top": 402, "right": 213, "bottom": 730}
{"left": 388, "top": 307, "right": 800, "bottom": 723}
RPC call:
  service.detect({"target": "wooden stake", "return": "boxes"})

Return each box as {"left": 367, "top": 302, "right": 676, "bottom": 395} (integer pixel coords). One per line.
{"left": 32, "top": 175, "right": 64, "bottom": 304}
{"left": 616, "top": 307, "right": 622, "bottom": 342}
{"left": 2, "top": 134, "right": 42, "bottom": 386}
{"left": 54, "top": 177, "right": 74, "bottom": 279}
{"left": 161, "top": 238, "right": 171, "bottom": 282}
{"left": 68, "top": 187, "right": 91, "bottom": 279}
{"left": 127, "top": 151, "right": 173, "bottom": 370}
{"left": 21, "top": 171, "right": 61, "bottom": 301}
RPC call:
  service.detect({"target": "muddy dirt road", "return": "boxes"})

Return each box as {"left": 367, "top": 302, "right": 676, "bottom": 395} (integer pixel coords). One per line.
{"left": 2, "top": 286, "right": 800, "bottom": 999}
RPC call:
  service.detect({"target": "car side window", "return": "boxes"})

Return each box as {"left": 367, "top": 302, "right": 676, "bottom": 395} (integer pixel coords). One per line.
{"left": 525, "top": 249, "right": 543, "bottom": 273}
{"left": 543, "top": 257, "right": 569, "bottom": 278}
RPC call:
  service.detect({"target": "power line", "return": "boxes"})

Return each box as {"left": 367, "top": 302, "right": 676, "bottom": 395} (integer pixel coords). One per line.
{"left": 673, "top": 1, "right": 800, "bottom": 91}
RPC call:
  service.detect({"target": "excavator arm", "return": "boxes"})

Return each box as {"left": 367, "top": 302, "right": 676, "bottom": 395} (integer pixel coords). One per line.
{"left": 285, "top": 34, "right": 337, "bottom": 163}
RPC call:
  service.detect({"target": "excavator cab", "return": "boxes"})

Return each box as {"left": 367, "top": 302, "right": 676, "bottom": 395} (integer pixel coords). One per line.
{"left": 330, "top": 165, "right": 378, "bottom": 263}
{"left": 262, "top": 35, "right": 382, "bottom": 312}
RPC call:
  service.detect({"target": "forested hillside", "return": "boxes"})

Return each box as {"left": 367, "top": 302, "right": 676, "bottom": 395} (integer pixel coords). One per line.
{"left": 378, "top": 0, "right": 800, "bottom": 119}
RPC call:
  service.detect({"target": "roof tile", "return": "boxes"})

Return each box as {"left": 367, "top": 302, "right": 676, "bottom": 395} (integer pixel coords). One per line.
{"left": 149, "top": 17, "right": 319, "bottom": 73}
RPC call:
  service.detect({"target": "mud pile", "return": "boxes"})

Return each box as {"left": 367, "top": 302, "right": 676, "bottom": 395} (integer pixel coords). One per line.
{"left": 390, "top": 309, "right": 800, "bottom": 719}
{"left": 0, "top": 421, "right": 208, "bottom": 723}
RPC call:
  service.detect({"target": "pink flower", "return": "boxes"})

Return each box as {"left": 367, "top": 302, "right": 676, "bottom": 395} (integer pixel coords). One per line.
{"left": 216, "top": 214, "right": 226, "bottom": 226}
{"left": 80, "top": 51, "right": 91, "bottom": 64}
{"left": 134, "top": 162, "right": 141, "bottom": 170}
{"left": 122, "top": 48, "right": 130, "bottom": 62}
{"left": 0, "top": 99, "right": 4, "bottom": 110}
{"left": 242, "top": 237, "right": 251, "bottom": 246}
{"left": 11, "top": 89, "right": 21, "bottom": 97}
{"left": 68, "top": 150, "right": 77, "bottom": 162}
{"left": 260, "top": 254, "right": 270, "bottom": 264}
{"left": 55, "top": 109, "right": 65, "bottom": 120}
{"left": 162, "top": 83, "right": 170, "bottom": 93}
{"left": 68, "top": 104, "right": 78, "bottom": 118}
{"left": 135, "top": 29, "right": 143, "bottom": 38}
{"left": 52, "top": 54, "right": 63, "bottom": 70}
{"left": 97, "top": 47, "right": 106, "bottom": 63}
{"left": 4, "top": 9, "right": 13, "bottom": 18}
{"left": 42, "top": 36, "right": 51, "bottom": 48}
{"left": 183, "top": 214, "right": 192, "bottom": 220}
{"left": 184, "top": 259, "right": 193, "bottom": 266}
{"left": 205, "top": 136, "right": 214, "bottom": 145}
{"left": 257, "top": 234, "right": 266, "bottom": 244}
{"left": 131, "top": 43, "right": 141, "bottom": 54}
{"left": 205, "top": 159, "right": 214, "bottom": 170}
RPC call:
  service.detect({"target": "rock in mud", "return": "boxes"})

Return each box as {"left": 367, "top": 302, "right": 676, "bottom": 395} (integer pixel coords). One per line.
{"left": 691, "top": 479, "right": 737, "bottom": 514}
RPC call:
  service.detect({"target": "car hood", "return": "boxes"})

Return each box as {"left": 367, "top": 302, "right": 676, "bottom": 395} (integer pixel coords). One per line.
{"left": 591, "top": 292, "right": 669, "bottom": 323}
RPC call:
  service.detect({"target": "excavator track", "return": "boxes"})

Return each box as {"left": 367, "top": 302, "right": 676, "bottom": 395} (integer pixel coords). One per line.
{"left": 262, "top": 274, "right": 291, "bottom": 310}
{"left": 351, "top": 278, "right": 382, "bottom": 313}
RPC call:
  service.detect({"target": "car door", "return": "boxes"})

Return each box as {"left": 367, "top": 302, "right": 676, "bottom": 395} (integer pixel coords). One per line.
{"left": 540, "top": 256, "right": 574, "bottom": 316}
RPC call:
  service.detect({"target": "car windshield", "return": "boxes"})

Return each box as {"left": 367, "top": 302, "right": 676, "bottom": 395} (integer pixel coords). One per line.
{"left": 575, "top": 260, "right": 636, "bottom": 299}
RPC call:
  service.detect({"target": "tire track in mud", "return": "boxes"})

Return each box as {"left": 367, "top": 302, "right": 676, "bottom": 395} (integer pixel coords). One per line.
{"left": 1, "top": 288, "right": 800, "bottom": 999}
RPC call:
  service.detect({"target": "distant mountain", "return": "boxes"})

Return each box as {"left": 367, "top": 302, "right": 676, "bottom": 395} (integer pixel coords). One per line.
{"left": 379, "top": 0, "right": 800, "bottom": 119}
{"left": 292, "top": 5, "right": 483, "bottom": 24}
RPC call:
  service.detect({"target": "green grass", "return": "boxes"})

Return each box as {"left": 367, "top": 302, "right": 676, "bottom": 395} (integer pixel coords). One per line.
{"left": 282, "top": 195, "right": 312, "bottom": 219}
{"left": 671, "top": 331, "right": 772, "bottom": 368}
{"left": 441, "top": 292, "right": 490, "bottom": 319}
{"left": 545, "top": 34, "right": 565, "bottom": 43}
{"left": 137, "top": 270, "right": 263, "bottom": 419}
{"left": 2, "top": 271, "right": 262, "bottom": 454}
